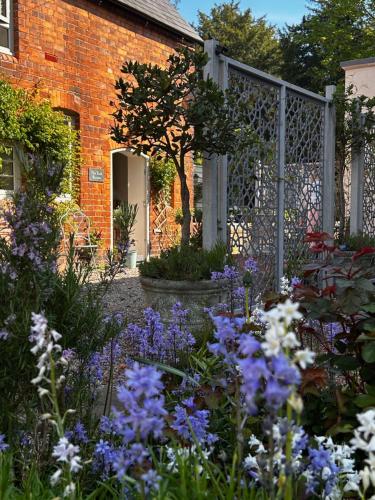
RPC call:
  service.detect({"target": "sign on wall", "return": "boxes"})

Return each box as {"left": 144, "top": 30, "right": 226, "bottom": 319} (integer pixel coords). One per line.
{"left": 89, "top": 168, "right": 104, "bottom": 182}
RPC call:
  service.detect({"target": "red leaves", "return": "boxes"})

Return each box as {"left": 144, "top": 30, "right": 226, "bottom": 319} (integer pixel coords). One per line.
{"left": 300, "top": 367, "right": 328, "bottom": 395}
{"left": 322, "top": 285, "right": 336, "bottom": 297}
{"left": 304, "top": 232, "right": 333, "bottom": 243}
{"left": 352, "top": 247, "right": 375, "bottom": 261}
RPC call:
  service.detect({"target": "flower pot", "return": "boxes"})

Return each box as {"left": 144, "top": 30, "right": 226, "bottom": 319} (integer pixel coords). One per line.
{"left": 140, "top": 276, "right": 229, "bottom": 331}
{"left": 125, "top": 250, "right": 137, "bottom": 269}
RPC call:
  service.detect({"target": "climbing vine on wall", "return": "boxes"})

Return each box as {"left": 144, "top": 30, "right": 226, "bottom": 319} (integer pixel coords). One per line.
{"left": 0, "top": 79, "right": 80, "bottom": 206}
{"left": 149, "top": 157, "right": 176, "bottom": 203}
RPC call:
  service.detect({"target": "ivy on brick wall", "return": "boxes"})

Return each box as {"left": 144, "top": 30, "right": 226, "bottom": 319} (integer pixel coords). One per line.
{"left": 0, "top": 79, "right": 80, "bottom": 204}
{"left": 149, "top": 157, "right": 176, "bottom": 205}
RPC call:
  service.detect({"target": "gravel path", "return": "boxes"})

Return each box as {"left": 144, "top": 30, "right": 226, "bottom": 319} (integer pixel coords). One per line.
{"left": 92, "top": 268, "right": 146, "bottom": 325}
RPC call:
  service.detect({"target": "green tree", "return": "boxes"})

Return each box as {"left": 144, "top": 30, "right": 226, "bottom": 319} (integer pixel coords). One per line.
{"left": 196, "top": 1, "right": 281, "bottom": 75}
{"left": 111, "top": 47, "right": 235, "bottom": 245}
{"left": 280, "top": 0, "right": 375, "bottom": 93}
{"left": 280, "top": 0, "right": 375, "bottom": 238}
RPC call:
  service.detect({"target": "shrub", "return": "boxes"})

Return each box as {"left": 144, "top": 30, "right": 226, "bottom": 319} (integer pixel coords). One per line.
{"left": 139, "top": 242, "right": 230, "bottom": 281}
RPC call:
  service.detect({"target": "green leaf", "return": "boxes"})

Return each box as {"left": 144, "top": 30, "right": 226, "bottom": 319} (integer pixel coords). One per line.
{"left": 362, "top": 343, "right": 375, "bottom": 363}
{"left": 363, "top": 303, "right": 375, "bottom": 313}
{"left": 131, "top": 356, "right": 200, "bottom": 386}
{"left": 333, "top": 356, "right": 360, "bottom": 370}
{"left": 363, "top": 318, "right": 375, "bottom": 333}
{"left": 327, "top": 423, "right": 353, "bottom": 436}
{"left": 354, "top": 394, "right": 375, "bottom": 408}
{"left": 366, "top": 384, "right": 375, "bottom": 397}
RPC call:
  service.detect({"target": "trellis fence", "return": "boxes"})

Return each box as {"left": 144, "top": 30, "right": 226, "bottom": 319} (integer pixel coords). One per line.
{"left": 350, "top": 125, "right": 375, "bottom": 237}
{"left": 203, "top": 40, "right": 336, "bottom": 292}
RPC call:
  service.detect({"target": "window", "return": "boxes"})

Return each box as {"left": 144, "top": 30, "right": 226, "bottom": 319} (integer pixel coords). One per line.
{"left": 0, "top": 149, "right": 19, "bottom": 199}
{"left": 0, "top": 0, "right": 12, "bottom": 53}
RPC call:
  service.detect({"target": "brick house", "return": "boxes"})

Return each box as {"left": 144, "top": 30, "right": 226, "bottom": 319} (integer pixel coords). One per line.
{"left": 0, "top": 0, "right": 201, "bottom": 258}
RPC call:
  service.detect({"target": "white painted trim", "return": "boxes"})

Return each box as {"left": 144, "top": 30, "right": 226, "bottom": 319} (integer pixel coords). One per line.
{"left": 110, "top": 148, "right": 150, "bottom": 259}
{"left": 0, "top": 147, "right": 20, "bottom": 200}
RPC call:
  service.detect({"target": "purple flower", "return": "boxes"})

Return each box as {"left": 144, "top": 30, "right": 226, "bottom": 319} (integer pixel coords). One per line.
{"left": 171, "top": 398, "right": 217, "bottom": 445}
{"left": 305, "top": 446, "right": 340, "bottom": 496}
{"left": 211, "top": 265, "right": 239, "bottom": 281}
{"left": 165, "top": 303, "right": 195, "bottom": 364}
{"left": 0, "top": 329, "right": 9, "bottom": 340}
{"left": 244, "top": 257, "right": 258, "bottom": 274}
{"left": 272, "top": 355, "right": 301, "bottom": 387}
{"left": 93, "top": 439, "right": 115, "bottom": 479}
{"left": 74, "top": 421, "right": 89, "bottom": 444}
{"left": 263, "top": 380, "right": 291, "bottom": 411}
{"left": 0, "top": 434, "right": 9, "bottom": 453}
{"left": 114, "top": 362, "right": 167, "bottom": 441}
{"left": 99, "top": 416, "right": 113, "bottom": 434}
{"left": 140, "top": 469, "right": 161, "bottom": 494}
{"left": 291, "top": 276, "right": 302, "bottom": 287}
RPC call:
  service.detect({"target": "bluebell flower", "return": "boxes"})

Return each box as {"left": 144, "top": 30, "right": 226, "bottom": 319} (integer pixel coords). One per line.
{"left": 0, "top": 434, "right": 9, "bottom": 453}
{"left": 211, "top": 265, "right": 239, "bottom": 281}
{"left": 140, "top": 469, "right": 161, "bottom": 494}
{"left": 99, "top": 416, "right": 113, "bottom": 434}
{"left": 74, "top": 421, "right": 89, "bottom": 444}
{"left": 244, "top": 257, "right": 258, "bottom": 274}
{"left": 171, "top": 398, "right": 217, "bottom": 445}
{"left": 93, "top": 439, "right": 115, "bottom": 479}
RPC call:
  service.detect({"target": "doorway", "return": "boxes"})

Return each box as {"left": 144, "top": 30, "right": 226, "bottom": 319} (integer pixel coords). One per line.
{"left": 111, "top": 150, "right": 150, "bottom": 261}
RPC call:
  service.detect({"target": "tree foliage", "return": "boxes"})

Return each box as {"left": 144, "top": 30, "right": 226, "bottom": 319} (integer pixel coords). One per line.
{"left": 111, "top": 47, "right": 235, "bottom": 245}
{"left": 196, "top": 1, "right": 281, "bottom": 76}
{"left": 279, "top": 0, "right": 375, "bottom": 93}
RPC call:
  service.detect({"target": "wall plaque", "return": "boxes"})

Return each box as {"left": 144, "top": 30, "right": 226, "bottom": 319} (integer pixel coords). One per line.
{"left": 89, "top": 168, "right": 104, "bottom": 182}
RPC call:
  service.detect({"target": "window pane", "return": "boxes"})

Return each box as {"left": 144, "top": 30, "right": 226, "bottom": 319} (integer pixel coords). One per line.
{"left": 0, "top": 162, "right": 13, "bottom": 176}
{"left": 0, "top": 176, "right": 14, "bottom": 190}
{"left": 0, "top": 1, "right": 7, "bottom": 19}
{"left": 0, "top": 25, "right": 9, "bottom": 48}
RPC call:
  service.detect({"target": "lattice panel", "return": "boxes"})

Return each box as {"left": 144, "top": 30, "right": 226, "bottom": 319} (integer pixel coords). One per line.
{"left": 284, "top": 91, "right": 325, "bottom": 271}
{"left": 227, "top": 68, "right": 279, "bottom": 292}
{"left": 363, "top": 141, "right": 375, "bottom": 237}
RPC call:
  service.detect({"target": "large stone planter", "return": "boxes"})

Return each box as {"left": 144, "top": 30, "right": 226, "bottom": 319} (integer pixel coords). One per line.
{"left": 140, "top": 276, "right": 228, "bottom": 331}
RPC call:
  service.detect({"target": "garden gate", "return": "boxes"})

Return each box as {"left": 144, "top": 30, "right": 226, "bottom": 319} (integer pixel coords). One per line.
{"left": 203, "top": 40, "right": 336, "bottom": 292}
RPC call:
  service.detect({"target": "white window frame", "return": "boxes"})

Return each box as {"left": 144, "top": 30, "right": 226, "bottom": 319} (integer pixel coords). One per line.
{"left": 0, "top": 0, "right": 13, "bottom": 54}
{"left": 0, "top": 148, "right": 20, "bottom": 200}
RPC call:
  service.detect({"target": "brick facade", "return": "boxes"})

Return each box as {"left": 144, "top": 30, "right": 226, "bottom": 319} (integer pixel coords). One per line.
{"left": 0, "top": 0, "right": 194, "bottom": 253}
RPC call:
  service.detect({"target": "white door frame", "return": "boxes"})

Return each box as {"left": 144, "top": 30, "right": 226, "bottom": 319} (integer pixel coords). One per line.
{"left": 110, "top": 148, "right": 150, "bottom": 260}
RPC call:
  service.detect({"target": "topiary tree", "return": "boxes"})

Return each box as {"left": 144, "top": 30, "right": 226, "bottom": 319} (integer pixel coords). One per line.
{"left": 111, "top": 47, "right": 235, "bottom": 246}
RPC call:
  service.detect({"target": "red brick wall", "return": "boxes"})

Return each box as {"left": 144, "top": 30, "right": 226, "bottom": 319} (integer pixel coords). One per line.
{"left": 0, "top": 0, "right": 194, "bottom": 253}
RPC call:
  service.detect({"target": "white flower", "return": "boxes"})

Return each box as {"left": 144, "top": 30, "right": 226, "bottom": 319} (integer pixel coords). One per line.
{"left": 50, "top": 468, "right": 62, "bottom": 486}
{"left": 276, "top": 299, "right": 302, "bottom": 326}
{"left": 261, "top": 332, "right": 281, "bottom": 357}
{"left": 282, "top": 331, "right": 301, "bottom": 349}
{"left": 288, "top": 393, "right": 304, "bottom": 414}
{"left": 357, "top": 410, "right": 375, "bottom": 439}
{"left": 360, "top": 466, "right": 375, "bottom": 491}
{"left": 343, "top": 472, "right": 361, "bottom": 492}
{"left": 244, "top": 454, "right": 258, "bottom": 470}
{"left": 280, "top": 276, "right": 292, "bottom": 295}
{"left": 64, "top": 482, "right": 76, "bottom": 497}
{"left": 294, "top": 349, "right": 315, "bottom": 369}
{"left": 52, "top": 437, "right": 81, "bottom": 472}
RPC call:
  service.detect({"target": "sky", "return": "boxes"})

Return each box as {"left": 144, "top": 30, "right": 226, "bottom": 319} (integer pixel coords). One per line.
{"left": 178, "top": 0, "right": 310, "bottom": 29}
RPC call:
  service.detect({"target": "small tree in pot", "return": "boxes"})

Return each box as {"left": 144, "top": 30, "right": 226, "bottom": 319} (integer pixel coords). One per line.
{"left": 111, "top": 47, "right": 235, "bottom": 246}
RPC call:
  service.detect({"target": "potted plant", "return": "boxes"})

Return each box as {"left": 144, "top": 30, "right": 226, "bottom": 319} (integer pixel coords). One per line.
{"left": 111, "top": 47, "right": 236, "bottom": 322}
{"left": 113, "top": 202, "right": 138, "bottom": 269}
{"left": 139, "top": 243, "right": 232, "bottom": 328}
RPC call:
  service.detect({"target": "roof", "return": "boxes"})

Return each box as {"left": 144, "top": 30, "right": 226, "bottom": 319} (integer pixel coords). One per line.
{"left": 341, "top": 57, "right": 375, "bottom": 70}
{"left": 110, "top": 0, "right": 202, "bottom": 43}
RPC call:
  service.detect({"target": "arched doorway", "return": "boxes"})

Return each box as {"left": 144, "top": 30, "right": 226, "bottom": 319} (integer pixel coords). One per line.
{"left": 110, "top": 149, "right": 150, "bottom": 261}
